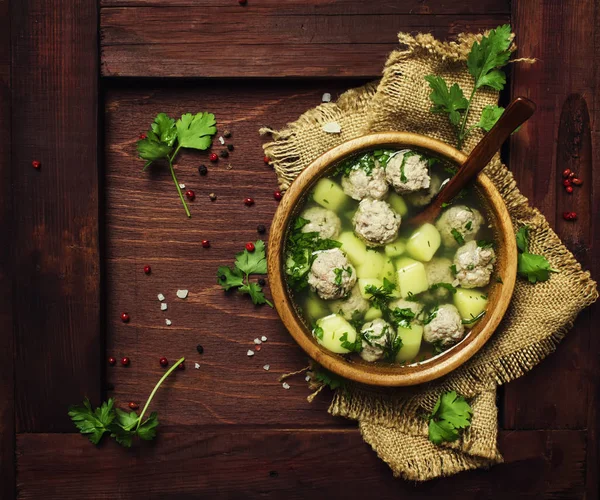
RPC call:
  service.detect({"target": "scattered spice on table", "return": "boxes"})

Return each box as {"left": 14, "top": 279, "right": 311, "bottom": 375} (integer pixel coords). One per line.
{"left": 121, "top": 357, "right": 130, "bottom": 366}
{"left": 194, "top": 363, "right": 200, "bottom": 369}
{"left": 253, "top": 338, "right": 262, "bottom": 345}
{"left": 209, "top": 193, "right": 217, "bottom": 201}
{"left": 176, "top": 289, "right": 189, "bottom": 299}
{"left": 220, "top": 149, "right": 229, "bottom": 158}
{"left": 282, "top": 382, "right": 290, "bottom": 390}
{"left": 179, "top": 183, "right": 186, "bottom": 189}
{"left": 244, "top": 197, "right": 255, "bottom": 206}
{"left": 120, "top": 312, "right": 130, "bottom": 323}
{"left": 144, "top": 265, "right": 151, "bottom": 274}
{"left": 223, "top": 130, "right": 231, "bottom": 138}
{"left": 256, "top": 345, "right": 262, "bottom": 352}
{"left": 128, "top": 402, "right": 139, "bottom": 410}
{"left": 257, "top": 224, "right": 266, "bottom": 234}
{"left": 261, "top": 336, "right": 267, "bottom": 342}
{"left": 198, "top": 164, "right": 208, "bottom": 176}
{"left": 165, "top": 319, "right": 172, "bottom": 326}
{"left": 108, "top": 357, "right": 116, "bottom": 366}
{"left": 274, "top": 190, "right": 282, "bottom": 201}
{"left": 32, "top": 160, "right": 41, "bottom": 169}
{"left": 196, "top": 344, "right": 204, "bottom": 354}
{"left": 202, "top": 239, "right": 211, "bottom": 248}
{"left": 322, "top": 93, "right": 332, "bottom": 102}
{"left": 185, "top": 189, "right": 195, "bottom": 201}
{"left": 563, "top": 211, "right": 577, "bottom": 221}
{"left": 247, "top": 350, "right": 255, "bottom": 357}
{"left": 227, "top": 144, "right": 234, "bottom": 151}
{"left": 264, "top": 155, "right": 270, "bottom": 164}
{"left": 263, "top": 364, "right": 270, "bottom": 371}
{"left": 161, "top": 303, "right": 167, "bottom": 311}
{"left": 218, "top": 136, "right": 225, "bottom": 145}
{"left": 209, "top": 153, "right": 218, "bottom": 162}
{"left": 159, "top": 357, "right": 168, "bottom": 367}
{"left": 157, "top": 293, "right": 165, "bottom": 301}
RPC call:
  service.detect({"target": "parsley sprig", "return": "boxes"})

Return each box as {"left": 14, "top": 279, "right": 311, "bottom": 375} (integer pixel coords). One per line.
{"left": 136, "top": 112, "right": 217, "bottom": 218}
{"left": 218, "top": 240, "right": 273, "bottom": 307}
{"left": 428, "top": 391, "right": 473, "bottom": 444}
{"left": 516, "top": 226, "right": 558, "bottom": 283}
{"left": 69, "top": 357, "right": 184, "bottom": 447}
{"left": 425, "top": 24, "right": 513, "bottom": 149}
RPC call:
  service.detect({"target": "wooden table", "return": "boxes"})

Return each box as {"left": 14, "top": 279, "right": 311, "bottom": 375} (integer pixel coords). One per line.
{"left": 2, "top": 1, "right": 598, "bottom": 498}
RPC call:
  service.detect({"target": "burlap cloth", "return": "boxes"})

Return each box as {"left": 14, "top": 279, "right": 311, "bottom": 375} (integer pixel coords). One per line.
{"left": 261, "top": 32, "right": 598, "bottom": 481}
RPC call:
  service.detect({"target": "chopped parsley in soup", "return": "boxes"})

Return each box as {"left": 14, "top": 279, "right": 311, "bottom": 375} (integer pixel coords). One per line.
{"left": 284, "top": 148, "right": 497, "bottom": 365}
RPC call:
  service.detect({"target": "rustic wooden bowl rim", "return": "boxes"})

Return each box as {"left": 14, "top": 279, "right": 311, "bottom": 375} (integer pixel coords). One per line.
{"left": 267, "top": 132, "right": 517, "bottom": 386}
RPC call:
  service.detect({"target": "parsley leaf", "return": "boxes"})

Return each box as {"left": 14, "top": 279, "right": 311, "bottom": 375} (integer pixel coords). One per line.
{"left": 389, "top": 307, "right": 415, "bottom": 329}
{"left": 137, "top": 111, "right": 217, "bottom": 218}
{"left": 516, "top": 225, "right": 529, "bottom": 252}
{"left": 428, "top": 391, "right": 473, "bottom": 445}
{"left": 69, "top": 358, "right": 184, "bottom": 447}
{"left": 515, "top": 226, "right": 557, "bottom": 283}
{"left": 175, "top": 112, "right": 217, "bottom": 150}
{"left": 424, "top": 75, "right": 469, "bottom": 126}
{"left": 467, "top": 24, "right": 512, "bottom": 91}
{"left": 218, "top": 241, "right": 273, "bottom": 307}
{"left": 68, "top": 398, "right": 115, "bottom": 445}
{"left": 451, "top": 228, "right": 465, "bottom": 245}
{"left": 475, "top": 105, "right": 505, "bottom": 132}
{"left": 313, "top": 325, "right": 324, "bottom": 340}
{"left": 364, "top": 277, "right": 396, "bottom": 311}
{"left": 311, "top": 365, "right": 346, "bottom": 390}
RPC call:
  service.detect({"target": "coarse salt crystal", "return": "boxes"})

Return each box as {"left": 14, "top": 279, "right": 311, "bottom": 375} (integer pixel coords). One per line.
{"left": 322, "top": 122, "right": 341, "bottom": 134}
{"left": 261, "top": 336, "right": 267, "bottom": 342}
{"left": 305, "top": 375, "right": 311, "bottom": 382}
{"left": 157, "top": 293, "right": 165, "bottom": 301}
{"left": 263, "top": 364, "right": 270, "bottom": 371}
{"left": 179, "top": 183, "right": 185, "bottom": 189}
{"left": 322, "top": 92, "right": 332, "bottom": 102}
{"left": 161, "top": 303, "right": 168, "bottom": 311}
{"left": 218, "top": 136, "right": 225, "bottom": 145}
{"left": 247, "top": 350, "right": 255, "bottom": 357}
{"left": 253, "top": 338, "right": 262, "bottom": 345}
{"left": 282, "top": 382, "right": 290, "bottom": 390}
{"left": 194, "top": 362, "right": 200, "bottom": 369}
{"left": 165, "top": 319, "right": 172, "bottom": 326}
{"left": 176, "top": 289, "right": 189, "bottom": 299}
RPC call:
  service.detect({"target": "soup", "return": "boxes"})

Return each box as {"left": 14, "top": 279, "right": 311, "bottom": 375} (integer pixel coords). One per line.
{"left": 284, "top": 148, "right": 496, "bottom": 365}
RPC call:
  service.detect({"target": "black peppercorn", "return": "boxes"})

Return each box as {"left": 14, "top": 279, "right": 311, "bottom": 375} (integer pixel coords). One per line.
{"left": 209, "top": 193, "right": 217, "bottom": 201}
{"left": 226, "top": 144, "right": 234, "bottom": 152}
{"left": 257, "top": 224, "right": 266, "bottom": 234}
{"left": 196, "top": 344, "right": 204, "bottom": 354}
{"left": 223, "top": 130, "right": 232, "bottom": 138}
{"left": 198, "top": 164, "right": 208, "bottom": 176}
{"left": 219, "top": 149, "right": 229, "bottom": 158}
{"left": 258, "top": 278, "right": 266, "bottom": 287}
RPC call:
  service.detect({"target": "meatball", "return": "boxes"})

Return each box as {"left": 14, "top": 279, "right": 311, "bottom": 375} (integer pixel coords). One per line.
{"left": 406, "top": 174, "right": 444, "bottom": 207}
{"left": 389, "top": 298, "right": 424, "bottom": 323}
{"left": 341, "top": 163, "right": 389, "bottom": 201}
{"left": 300, "top": 206, "right": 341, "bottom": 240}
{"left": 352, "top": 198, "right": 401, "bottom": 247}
{"left": 454, "top": 240, "right": 496, "bottom": 288}
{"left": 385, "top": 150, "right": 431, "bottom": 194}
{"left": 435, "top": 205, "right": 485, "bottom": 248}
{"left": 360, "top": 318, "right": 393, "bottom": 362}
{"left": 329, "top": 285, "right": 370, "bottom": 320}
{"left": 423, "top": 257, "right": 454, "bottom": 301}
{"left": 307, "top": 248, "right": 357, "bottom": 300}
{"left": 423, "top": 304, "right": 465, "bottom": 346}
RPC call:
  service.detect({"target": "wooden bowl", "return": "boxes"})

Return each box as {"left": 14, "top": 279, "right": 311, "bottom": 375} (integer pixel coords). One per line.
{"left": 267, "top": 132, "right": 517, "bottom": 386}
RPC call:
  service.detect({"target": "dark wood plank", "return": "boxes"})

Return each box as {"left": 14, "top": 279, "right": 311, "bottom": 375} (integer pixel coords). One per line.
{"left": 0, "top": 0, "right": 15, "bottom": 496}
{"left": 11, "top": 0, "right": 101, "bottom": 432}
{"left": 100, "top": 0, "right": 511, "bottom": 15}
{"left": 100, "top": 9, "right": 509, "bottom": 77}
{"left": 104, "top": 80, "right": 372, "bottom": 426}
{"left": 16, "top": 430, "right": 586, "bottom": 499}
{"left": 507, "top": 2, "right": 599, "bottom": 497}
{"left": 505, "top": 0, "right": 599, "bottom": 429}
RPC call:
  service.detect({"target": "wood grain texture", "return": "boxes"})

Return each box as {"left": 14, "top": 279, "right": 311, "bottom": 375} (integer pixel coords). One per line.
{"left": 505, "top": 0, "right": 599, "bottom": 431}
{"left": 11, "top": 0, "right": 101, "bottom": 432}
{"left": 16, "top": 430, "right": 586, "bottom": 499}
{"left": 0, "top": 0, "right": 15, "bottom": 497}
{"left": 100, "top": 9, "right": 509, "bottom": 77}
{"left": 104, "top": 80, "right": 371, "bottom": 425}
{"left": 100, "top": 0, "right": 511, "bottom": 15}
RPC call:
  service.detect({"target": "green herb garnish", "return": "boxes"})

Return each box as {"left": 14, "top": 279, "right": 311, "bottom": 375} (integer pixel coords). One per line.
{"left": 429, "top": 282, "right": 457, "bottom": 294}
{"left": 425, "top": 24, "right": 513, "bottom": 149}
{"left": 137, "top": 112, "right": 217, "bottom": 217}
{"left": 340, "top": 332, "right": 362, "bottom": 353}
{"left": 462, "top": 311, "right": 486, "bottom": 324}
{"left": 428, "top": 391, "right": 473, "bottom": 444}
{"left": 515, "top": 226, "right": 557, "bottom": 283}
{"left": 69, "top": 357, "right": 185, "bottom": 447}
{"left": 313, "top": 325, "right": 324, "bottom": 340}
{"left": 477, "top": 240, "right": 494, "bottom": 249}
{"left": 389, "top": 307, "right": 416, "bottom": 329}
{"left": 451, "top": 228, "right": 465, "bottom": 245}
{"left": 399, "top": 151, "right": 418, "bottom": 183}
{"left": 218, "top": 240, "right": 273, "bottom": 307}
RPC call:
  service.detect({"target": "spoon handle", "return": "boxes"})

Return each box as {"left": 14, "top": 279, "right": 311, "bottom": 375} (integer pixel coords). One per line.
{"left": 410, "top": 96, "right": 536, "bottom": 226}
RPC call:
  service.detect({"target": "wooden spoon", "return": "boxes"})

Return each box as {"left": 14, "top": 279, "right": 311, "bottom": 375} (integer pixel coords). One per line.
{"left": 407, "top": 96, "right": 536, "bottom": 227}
